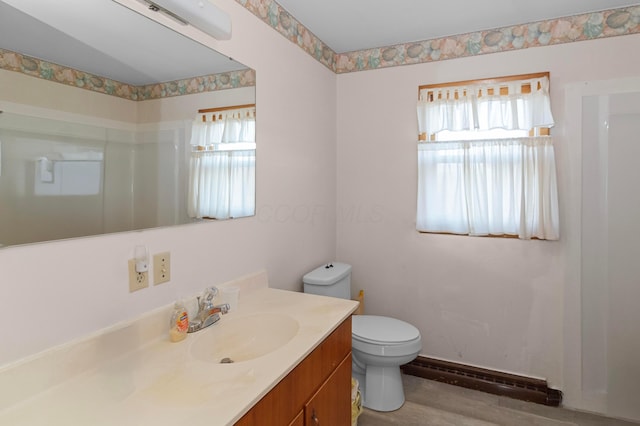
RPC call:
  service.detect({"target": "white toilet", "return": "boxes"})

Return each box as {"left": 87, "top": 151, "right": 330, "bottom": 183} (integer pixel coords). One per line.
{"left": 303, "top": 262, "right": 422, "bottom": 412}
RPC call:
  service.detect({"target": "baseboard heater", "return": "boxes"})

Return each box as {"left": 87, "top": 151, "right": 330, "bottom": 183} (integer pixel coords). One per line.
{"left": 401, "top": 356, "right": 562, "bottom": 407}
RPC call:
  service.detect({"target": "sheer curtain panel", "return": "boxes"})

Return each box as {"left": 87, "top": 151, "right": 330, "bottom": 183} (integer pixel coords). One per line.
{"left": 417, "top": 138, "right": 559, "bottom": 239}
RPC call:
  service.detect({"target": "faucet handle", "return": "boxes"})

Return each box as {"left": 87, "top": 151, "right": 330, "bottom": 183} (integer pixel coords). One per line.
{"left": 201, "top": 286, "right": 219, "bottom": 305}
{"left": 218, "top": 303, "right": 230, "bottom": 314}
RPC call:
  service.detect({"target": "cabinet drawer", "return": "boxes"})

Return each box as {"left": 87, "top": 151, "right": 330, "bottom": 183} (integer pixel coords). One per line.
{"left": 305, "top": 353, "right": 352, "bottom": 426}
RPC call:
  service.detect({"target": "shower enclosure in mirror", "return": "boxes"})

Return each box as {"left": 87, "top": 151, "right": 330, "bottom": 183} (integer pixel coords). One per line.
{"left": 0, "top": 0, "right": 256, "bottom": 248}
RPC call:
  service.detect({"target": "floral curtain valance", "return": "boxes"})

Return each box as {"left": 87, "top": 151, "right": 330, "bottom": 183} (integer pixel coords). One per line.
{"left": 417, "top": 76, "right": 555, "bottom": 139}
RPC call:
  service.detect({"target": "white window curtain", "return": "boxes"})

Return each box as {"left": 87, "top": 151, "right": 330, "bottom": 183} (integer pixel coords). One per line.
{"left": 188, "top": 107, "right": 255, "bottom": 219}
{"left": 416, "top": 76, "right": 559, "bottom": 240}
{"left": 417, "top": 138, "right": 559, "bottom": 239}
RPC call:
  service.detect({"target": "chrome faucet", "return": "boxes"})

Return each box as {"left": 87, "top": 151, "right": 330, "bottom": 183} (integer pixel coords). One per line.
{"left": 188, "top": 287, "right": 230, "bottom": 333}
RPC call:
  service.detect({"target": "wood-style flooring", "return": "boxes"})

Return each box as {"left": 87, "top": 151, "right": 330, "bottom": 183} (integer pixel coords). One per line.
{"left": 358, "top": 375, "right": 639, "bottom": 426}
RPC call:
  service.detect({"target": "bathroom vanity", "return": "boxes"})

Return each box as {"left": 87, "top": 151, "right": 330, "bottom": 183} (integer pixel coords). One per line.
{"left": 235, "top": 317, "right": 352, "bottom": 425}
{"left": 0, "top": 271, "right": 359, "bottom": 425}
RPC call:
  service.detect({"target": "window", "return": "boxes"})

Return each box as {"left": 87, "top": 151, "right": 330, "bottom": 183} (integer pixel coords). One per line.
{"left": 416, "top": 73, "right": 559, "bottom": 240}
{"left": 188, "top": 104, "right": 256, "bottom": 219}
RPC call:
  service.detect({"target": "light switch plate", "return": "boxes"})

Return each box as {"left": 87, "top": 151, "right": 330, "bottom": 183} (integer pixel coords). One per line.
{"left": 153, "top": 252, "right": 171, "bottom": 285}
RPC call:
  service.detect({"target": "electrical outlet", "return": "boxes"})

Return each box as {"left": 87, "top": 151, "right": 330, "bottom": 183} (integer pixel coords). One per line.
{"left": 128, "top": 259, "right": 149, "bottom": 292}
{"left": 153, "top": 252, "right": 171, "bottom": 285}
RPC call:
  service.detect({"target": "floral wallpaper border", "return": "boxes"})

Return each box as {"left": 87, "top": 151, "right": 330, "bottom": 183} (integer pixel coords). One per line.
{"left": 0, "top": 48, "right": 256, "bottom": 101}
{"left": 235, "top": 0, "right": 640, "bottom": 74}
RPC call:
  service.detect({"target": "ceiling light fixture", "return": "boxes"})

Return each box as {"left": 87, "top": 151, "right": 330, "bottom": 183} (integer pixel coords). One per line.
{"left": 147, "top": 0, "right": 232, "bottom": 40}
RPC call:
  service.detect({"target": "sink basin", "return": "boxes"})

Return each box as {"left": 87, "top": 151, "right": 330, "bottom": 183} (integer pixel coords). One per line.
{"left": 190, "top": 312, "right": 299, "bottom": 363}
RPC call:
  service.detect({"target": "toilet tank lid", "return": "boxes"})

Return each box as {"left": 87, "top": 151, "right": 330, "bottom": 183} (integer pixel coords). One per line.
{"left": 303, "top": 262, "right": 351, "bottom": 285}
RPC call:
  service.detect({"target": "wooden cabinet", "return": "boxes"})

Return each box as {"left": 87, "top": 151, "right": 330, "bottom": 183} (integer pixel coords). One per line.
{"left": 288, "top": 410, "right": 304, "bottom": 426}
{"left": 235, "top": 317, "right": 352, "bottom": 426}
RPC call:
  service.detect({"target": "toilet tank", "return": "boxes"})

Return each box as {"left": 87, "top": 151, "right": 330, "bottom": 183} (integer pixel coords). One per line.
{"left": 303, "top": 262, "right": 351, "bottom": 300}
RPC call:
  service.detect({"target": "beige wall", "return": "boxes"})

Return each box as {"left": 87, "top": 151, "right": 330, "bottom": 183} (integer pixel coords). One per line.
{"left": 0, "top": 0, "right": 337, "bottom": 366}
{"left": 336, "top": 33, "right": 640, "bottom": 413}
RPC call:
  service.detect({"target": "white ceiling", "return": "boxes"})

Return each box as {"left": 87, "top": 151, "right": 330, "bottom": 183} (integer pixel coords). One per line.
{"left": 276, "top": 0, "right": 639, "bottom": 53}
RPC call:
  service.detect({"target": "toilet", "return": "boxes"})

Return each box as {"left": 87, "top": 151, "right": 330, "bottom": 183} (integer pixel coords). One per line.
{"left": 303, "top": 262, "right": 422, "bottom": 412}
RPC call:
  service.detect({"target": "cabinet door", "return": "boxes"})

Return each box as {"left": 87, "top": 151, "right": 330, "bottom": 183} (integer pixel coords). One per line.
{"left": 234, "top": 318, "right": 352, "bottom": 426}
{"left": 305, "top": 353, "right": 351, "bottom": 425}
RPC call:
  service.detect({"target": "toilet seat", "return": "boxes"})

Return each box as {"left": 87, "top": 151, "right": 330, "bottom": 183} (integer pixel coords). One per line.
{"left": 353, "top": 315, "right": 420, "bottom": 345}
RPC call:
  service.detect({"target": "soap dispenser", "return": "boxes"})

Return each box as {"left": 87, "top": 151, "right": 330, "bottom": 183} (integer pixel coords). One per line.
{"left": 169, "top": 300, "right": 189, "bottom": 342}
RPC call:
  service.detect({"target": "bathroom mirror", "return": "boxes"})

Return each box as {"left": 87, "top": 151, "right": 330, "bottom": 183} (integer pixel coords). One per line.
{"left": 0, "top": 0, "right": 256, "bottom": 248}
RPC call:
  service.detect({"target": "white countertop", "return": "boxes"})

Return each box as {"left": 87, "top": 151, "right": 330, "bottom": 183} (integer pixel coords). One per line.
{"left": 0, "top": 283, "right": 358, "bottom": 426}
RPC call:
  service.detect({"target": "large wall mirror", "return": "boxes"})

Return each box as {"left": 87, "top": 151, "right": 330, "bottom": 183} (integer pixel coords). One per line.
{"left": 0, "top": 0, "right": 256, "bottom": 248}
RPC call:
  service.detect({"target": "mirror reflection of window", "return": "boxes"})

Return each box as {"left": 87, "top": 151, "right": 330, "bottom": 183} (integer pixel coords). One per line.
{"left": 188, "top": 105, "right": 256, "bottom": 219}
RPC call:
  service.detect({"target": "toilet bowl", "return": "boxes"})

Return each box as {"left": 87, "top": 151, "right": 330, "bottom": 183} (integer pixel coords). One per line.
{"left": 303, "top": 263, "right": 422, "bottom": 412}
{"left": 351, "top": 315, "right": 421, "bottom": 411}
